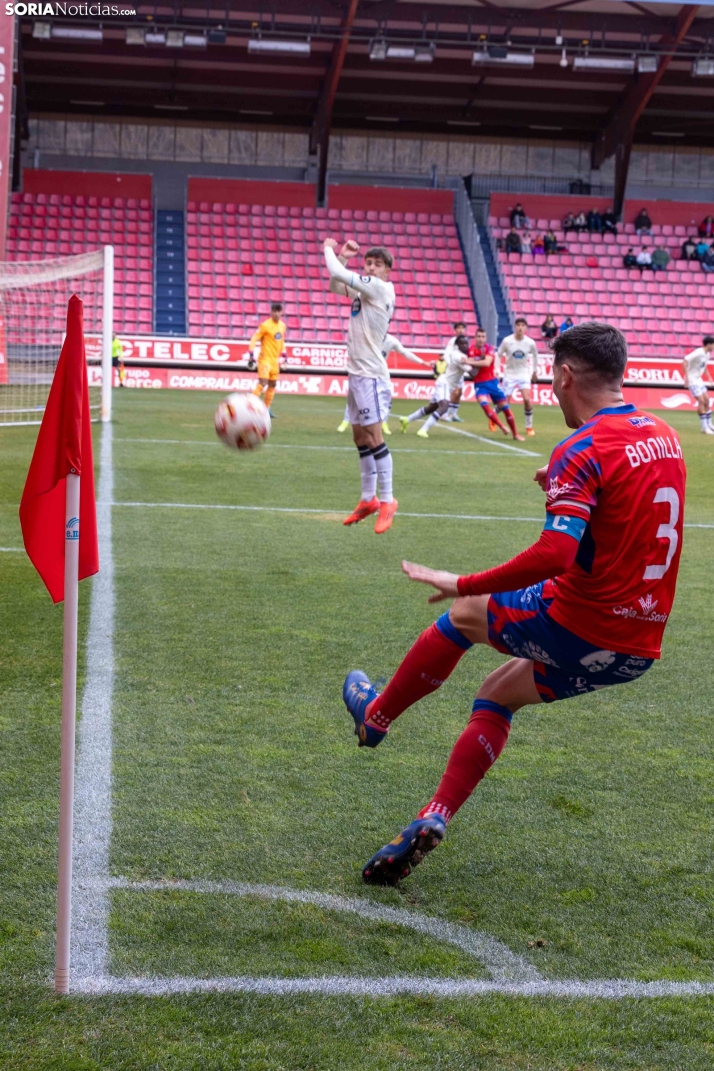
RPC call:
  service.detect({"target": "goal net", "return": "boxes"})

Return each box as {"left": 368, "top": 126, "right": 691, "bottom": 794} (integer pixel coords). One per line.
{"left": 0, "top": 248, "right": 112, "bottom": 426}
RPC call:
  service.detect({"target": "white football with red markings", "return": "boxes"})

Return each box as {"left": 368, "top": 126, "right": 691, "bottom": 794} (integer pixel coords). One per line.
{"left": 214, "top": 392, "right": 271, "bottom": 450}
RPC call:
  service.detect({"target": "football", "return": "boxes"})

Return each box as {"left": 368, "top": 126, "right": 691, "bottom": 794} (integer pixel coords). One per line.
{"left": 214, "top": 392, "right": 271, "bottom": 450}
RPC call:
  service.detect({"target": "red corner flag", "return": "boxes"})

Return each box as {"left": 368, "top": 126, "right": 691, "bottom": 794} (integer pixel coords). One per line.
{"left": 19, "top": 295, "right": 99, "bottom": 603}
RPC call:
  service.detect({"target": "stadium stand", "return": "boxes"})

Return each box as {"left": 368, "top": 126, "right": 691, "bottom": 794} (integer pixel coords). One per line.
{"left": 6, "top": 187, "right": 154, "bottom": 334}
{"left": 488, "top": 196, "right": 714, "bottom": 357}
{"left": 185, "top": 182, "right": 478, "bottom": 348}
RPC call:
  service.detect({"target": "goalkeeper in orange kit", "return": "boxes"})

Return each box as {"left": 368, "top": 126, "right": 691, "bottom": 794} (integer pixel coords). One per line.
{"left": 250, "top": 302, "right": 286, "bottom": 417}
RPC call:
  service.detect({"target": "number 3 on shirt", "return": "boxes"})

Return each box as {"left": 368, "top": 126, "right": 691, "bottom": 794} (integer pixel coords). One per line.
{"left": 643, "top": 487, "right": 680, "bottom": 581}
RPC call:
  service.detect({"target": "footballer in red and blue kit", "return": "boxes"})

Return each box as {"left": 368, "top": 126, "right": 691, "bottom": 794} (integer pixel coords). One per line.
{"left": 485, "top": 404, "right": 686, "bottom": 699}
{"left": 468, "top": 341, "right": 519, "bottom": 438}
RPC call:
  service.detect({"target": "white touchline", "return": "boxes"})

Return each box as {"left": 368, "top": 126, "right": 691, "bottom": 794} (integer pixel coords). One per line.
{"left": 440, "top": 423, "right": 540, "bottom": 456}
{"left": 0, "top": 546, "right": 23, "bottom": 552}
{"left": 71, "top": 423, "right": 114, "bottom": 984}
{"left": 73, "top": 975, "right": 714, "bottom": 999}
{"left": 115, "top": 438, "right": 526, "bottom": 458}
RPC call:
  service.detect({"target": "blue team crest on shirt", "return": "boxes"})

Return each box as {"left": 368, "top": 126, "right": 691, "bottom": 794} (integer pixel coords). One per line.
{"left": 274, "top": 332, "right": 282, "bottom": 340}
{"left": 351, "top": 297, "right": 362, "bottom": 316}
{"left": 628, "top": 415, "right": 656, "bottom": 428}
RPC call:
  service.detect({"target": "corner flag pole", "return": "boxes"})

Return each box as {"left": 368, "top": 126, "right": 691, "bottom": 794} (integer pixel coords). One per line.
{"left": 55, "top": 471, "right": 80, "bottom": 994}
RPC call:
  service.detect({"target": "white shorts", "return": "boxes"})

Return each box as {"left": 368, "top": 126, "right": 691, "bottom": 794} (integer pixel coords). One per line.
{"left": 689, "top": 378, "right": 708, "bottom": 399}
{"left": 346, "top": 374, "right": 392, "bottom": 426}
{"left": 502, "top": 372, "right": 532, "bottom": 397}
{"left": 431, "top": 376, "right": 451, "bottom": 405}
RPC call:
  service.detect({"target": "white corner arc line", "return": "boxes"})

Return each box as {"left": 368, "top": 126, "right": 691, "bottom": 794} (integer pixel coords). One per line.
{"left": 440, "top": 423, "right": 541, "bottom": 456}
{"left": 71, "top": 423, "right": 114, "bottom": 983}
{"left": 107, "top": 878, "right": 541, "bottom": 985}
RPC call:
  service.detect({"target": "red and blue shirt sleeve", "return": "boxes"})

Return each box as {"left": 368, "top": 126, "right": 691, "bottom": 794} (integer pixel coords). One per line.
{"left": 544, "top": 429, "right": 601, "bottom": 529}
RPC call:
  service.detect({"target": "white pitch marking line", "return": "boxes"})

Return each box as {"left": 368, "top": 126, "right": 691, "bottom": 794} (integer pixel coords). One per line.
{"left": 0, "top": 546, "right": 23, "bottom": 552}
{"left": 73, "top": 975, "right": 714, "bottom": 999}
{"left": 440, "top": 423, "right": 541, "bottom": 456}
{"left": 109, "top": 500, "right": 714, "bottom": 530}
{"left": 114, "top": 437, "right": 520, "bottom": 458}
{"left": 107, "top": 878, "right": 541, "bottom": 985}
{"left": 111, "top": 501, "right": 545, "bottom": 523}
{"left": 71, "top": 423, "right": 115, "bottom": 984}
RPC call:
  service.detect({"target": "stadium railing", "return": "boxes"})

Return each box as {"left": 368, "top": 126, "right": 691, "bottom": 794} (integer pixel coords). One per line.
{"left": 454, "top": 183, "right": 498, "bottom": 345}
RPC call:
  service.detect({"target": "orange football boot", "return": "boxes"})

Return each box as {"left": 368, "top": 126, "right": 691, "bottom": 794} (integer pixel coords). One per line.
{"left": 343, "top": 497, "right": 380, "bottom": 526}
{"left": 374, "top": 499, "right": 398, "bottom": 534}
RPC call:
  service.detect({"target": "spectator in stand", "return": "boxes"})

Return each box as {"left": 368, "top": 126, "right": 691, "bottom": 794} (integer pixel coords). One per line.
{"left": 563, "top": 211, "right": 576, "bottom": 233}
{"left": 505, "top": 226, "right": 522, "bottom": 254}
{"left": 699, "top": 215, "right": 714, "bottom": 238}
{"left": 635, "top": 208, "right": 653, "bottom": 236}
{"left": 696, "top": 238, "right": 710, "bottom": 260}
{"left": 521, "top": 231, "right": 532, "bottom": 254}
{"left": 544, "top": 229, "right": 558, "bottom": 254}
{"left": 636, "top": 246, "right": 653, "bottom": 272}
{"left": 602, "top": 208, "right": 618, "bottom": 235}
{"left": 560, "top": 316, "right": 574, "bottom": 333}
{"left": 532, "top": 234, "right": 545, "bottom": 256}
{"left": 623, "top": 248, "right": 637, "bottom": 269}
{"left": 541, "top": 313, "right": 557, "bottom": 339}
{"left": 587, "top": 208, "right": 602, "bottom": 233}
{"left": 701, "top": 246, "right": 714, "bottom": 274}
{"left": 573, "top": 210, "right": 588, "bottom": 232}
{"left": 510, "top": 203, "right": 528, "bottom": 228}
{"left": 682, "top": 236, "right": 698, "bottom": 260}
{"left": 651, "top": 245, "right": 670, "bottom": 273}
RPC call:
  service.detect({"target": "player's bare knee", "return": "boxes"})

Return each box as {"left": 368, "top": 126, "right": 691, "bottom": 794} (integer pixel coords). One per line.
{"left": 448, "top": 596, "right": 489, "bottom": 643}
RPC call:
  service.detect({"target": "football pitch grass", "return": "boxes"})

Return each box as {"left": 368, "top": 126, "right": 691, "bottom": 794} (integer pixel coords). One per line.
{"left": 2, "top": 389, "right": 714, "bottom": 1068}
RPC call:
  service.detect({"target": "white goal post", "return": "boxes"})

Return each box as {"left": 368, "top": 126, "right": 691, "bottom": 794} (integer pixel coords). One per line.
{"left": 0, "top": 245, "right": 114, "bottom": 426}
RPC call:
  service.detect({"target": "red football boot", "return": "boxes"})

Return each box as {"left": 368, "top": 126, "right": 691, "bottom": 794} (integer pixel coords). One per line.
{"left": 374, "top": 499, "right": 398, "bottom": 534}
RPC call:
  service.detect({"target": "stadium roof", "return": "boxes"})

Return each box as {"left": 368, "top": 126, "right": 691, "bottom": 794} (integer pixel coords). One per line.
{"left": 19, "top": 1, "right": 714, "bottom": 204}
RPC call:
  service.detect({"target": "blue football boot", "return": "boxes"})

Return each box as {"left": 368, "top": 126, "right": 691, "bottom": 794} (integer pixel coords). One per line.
{"left": 342, "top": 670, "right": 387, "bottom": 748}
{"left": 362, "top": 814, "right": 446, "bottom": 886}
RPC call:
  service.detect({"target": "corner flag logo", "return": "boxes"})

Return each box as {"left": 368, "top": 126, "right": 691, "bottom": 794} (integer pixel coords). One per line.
{"left": 638, "top": 593, "right": 657, "bottom": 616}
{"left": 66, "top": 516, "right": 79, "bottom": 541}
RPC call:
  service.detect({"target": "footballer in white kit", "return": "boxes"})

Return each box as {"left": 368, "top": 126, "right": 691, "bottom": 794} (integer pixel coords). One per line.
{"left": 323, "top": 238, "right": 400, "bottom": 533}
{"left": 682, "top": 336, "right": 714, "bottom": 434}
{"left": 400, "top": 337, "right": 474, "bottom": 438}
{"left": 498, "top": 317, "right": 539, "bottom": 435}
{"left": 336, "top": 334, "right": 429, "bottom": 434}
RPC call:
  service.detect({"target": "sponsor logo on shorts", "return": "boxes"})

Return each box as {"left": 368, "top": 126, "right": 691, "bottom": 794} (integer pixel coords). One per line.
{"left": 579, "top": 649, "right": 616, "bottom": 673}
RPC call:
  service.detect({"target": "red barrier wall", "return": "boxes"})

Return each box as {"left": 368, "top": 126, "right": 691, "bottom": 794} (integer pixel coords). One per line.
{"left": 490, "top": 192, "right": 710, "bottom": 228}
{"left": 188, "top": 178, "right": 453, "bottom": 214}
{"left": 23, "top": 169, "right": 152, "bottom": 200}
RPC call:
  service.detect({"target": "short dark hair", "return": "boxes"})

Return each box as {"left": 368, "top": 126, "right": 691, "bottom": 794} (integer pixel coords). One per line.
{"left": 365, "top": 246, "right": 393, "bottom": 269}
{"left": 271, "top": 302, "right": 283, "bottom": 312}
{"left": 514, "top": 317, "right": 527, "bottom": 326}
{"left": 453, "top": 320, "right": 466, "bottom": 330}
{"left": 550, "top": 321, "right": 627, "bottom": 385}
{"left": 475, "top": 325, "right": 486, "bottom": 334}
{"left": 704, "top": 335, "right": 714, "bottom": 346}
{"left": 456, "top": 336, "right": 470, "bottom": 352}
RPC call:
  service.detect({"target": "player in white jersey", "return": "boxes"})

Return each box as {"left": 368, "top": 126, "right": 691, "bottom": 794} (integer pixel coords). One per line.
{"left": 337, "top": 335, "right": 429, "bottom": 434}
{"left": 682, "top": 335, "right": 714, "bottom": 434}
{"left": 497, "top": 317, "right": 539, "bottom": 436}
{"left": 439, "top": 321, "right": 468, "bottom": 422}
{"left": 400, "top": 337, "right": 475, "bottom": 438}
{"left": 323, "top": 238, "right": 399, "bottom": 534}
